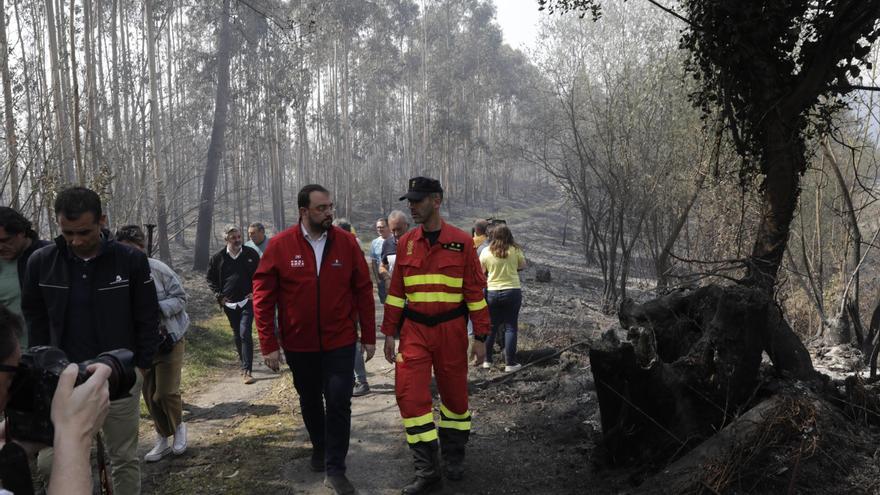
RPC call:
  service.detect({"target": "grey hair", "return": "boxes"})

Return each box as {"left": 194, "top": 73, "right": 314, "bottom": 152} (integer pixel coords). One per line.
{"left": 248, "top": 222, "right": 265, "bottom": 232}
{"left": 388, "top": 210, "right": 409, "bottom": 225}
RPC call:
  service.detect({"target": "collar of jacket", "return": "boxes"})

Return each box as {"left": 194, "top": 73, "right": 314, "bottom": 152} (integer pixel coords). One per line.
{"left": 53, "top": 229, "right": 114, "bottom": 260}
{"left": 410, "top": 219, "right": 454, "bottom": 244}
{"left": 296, "top": 223, "right": 339, "bottom": 243}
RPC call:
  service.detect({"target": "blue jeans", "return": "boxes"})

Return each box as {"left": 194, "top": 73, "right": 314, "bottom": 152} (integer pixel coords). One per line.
{"left": 285, "top": 344, "right": 356, "bottom": 476}
{"left": 223, "top": 301, "right": 254, "bottom": 372}
{"left": 353, "top": 341, "right": 367, "bottom": 384}
{"left": 373, "top": 261, "right": 387, "bottom": 304}
{"left": 486, "top": 289, "right": 522, "bottom": 365}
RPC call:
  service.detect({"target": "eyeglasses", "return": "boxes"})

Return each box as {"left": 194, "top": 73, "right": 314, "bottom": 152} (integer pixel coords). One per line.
{"left": 312, "top": 204, "right": 334, "bottom": 213}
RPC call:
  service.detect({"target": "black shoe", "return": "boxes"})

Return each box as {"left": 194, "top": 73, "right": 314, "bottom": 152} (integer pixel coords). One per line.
{"left": 310, "top": 448, "right": 325, "bottom": 472}
{"left": 445, "top": 463, "right": 464, "bottom": 481}
{"left": 401, "top": 475, "right": 442, "bottom": 495}
{"left": 324, "top": 474, "right": 355, "bottom": 495}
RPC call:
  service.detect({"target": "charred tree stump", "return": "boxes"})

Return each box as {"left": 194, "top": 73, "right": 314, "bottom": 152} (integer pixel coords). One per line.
{"left": 591, "top": 285, "right": 816, "bottom": 465}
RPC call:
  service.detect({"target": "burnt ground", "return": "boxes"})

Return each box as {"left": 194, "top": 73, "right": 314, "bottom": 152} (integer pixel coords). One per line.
{"left": 134, "top": 193, "right": 880, "bottom": 494}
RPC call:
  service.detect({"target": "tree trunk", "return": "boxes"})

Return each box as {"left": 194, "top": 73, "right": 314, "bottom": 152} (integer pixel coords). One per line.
{"left": 192, "top": 0, "right": 233, "bottom": 271}
{"left": 0, "top": 0, "right": 19, "bottom": 208}
{"left": 45, "top": 0, "right": 74, "bottom": 182}
{"left": 594, "top": 285, "right": 816, "bottom": 465}
{"left": 745, "top": 120, "right": 806, "bottom": 292}
{"left": 145, "top": 0, "right": 171, "bottom": 264}
{"left": 68, "top": 0, "right": 83, "bottom": 182}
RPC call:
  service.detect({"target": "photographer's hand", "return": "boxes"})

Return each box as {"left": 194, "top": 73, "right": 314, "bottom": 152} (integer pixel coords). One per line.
{"left": 47, "top": 363, "right": 111, "bottom": 495}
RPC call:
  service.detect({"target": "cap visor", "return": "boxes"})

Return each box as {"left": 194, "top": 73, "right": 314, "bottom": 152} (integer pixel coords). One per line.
{"left": 399, "top": 192, "right": 428, "bottom": 201}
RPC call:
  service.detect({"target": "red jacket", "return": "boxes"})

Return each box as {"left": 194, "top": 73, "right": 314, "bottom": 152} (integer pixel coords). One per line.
{"left": 253, "top": 224, "right": 375, "bottom": 353}
{"left": 381, "top": 220, "right": 490, "bottom": 337}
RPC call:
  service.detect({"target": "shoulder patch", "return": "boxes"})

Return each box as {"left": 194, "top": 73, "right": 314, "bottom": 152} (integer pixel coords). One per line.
{"left": 442, "top": 242, "right": 464, "bottom": 252}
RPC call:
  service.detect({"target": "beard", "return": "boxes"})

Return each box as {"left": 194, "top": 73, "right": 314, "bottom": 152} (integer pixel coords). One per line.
{"left": 308, "top": 215, "right": 333, "bottom": 232}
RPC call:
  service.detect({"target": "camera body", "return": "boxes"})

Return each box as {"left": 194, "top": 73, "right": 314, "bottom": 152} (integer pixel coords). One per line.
{"left": 5, "top": 346, "right": 136, "bottom": 445}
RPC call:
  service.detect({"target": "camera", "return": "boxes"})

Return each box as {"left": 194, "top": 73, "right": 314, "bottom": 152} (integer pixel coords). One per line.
{"left": 5, "top": 346, "right": 136, "bottom": 445}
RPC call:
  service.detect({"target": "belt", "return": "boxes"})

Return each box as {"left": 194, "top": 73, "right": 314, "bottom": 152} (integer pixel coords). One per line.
{"left": 402, "top": 304, "right": 468, "bottom": 327}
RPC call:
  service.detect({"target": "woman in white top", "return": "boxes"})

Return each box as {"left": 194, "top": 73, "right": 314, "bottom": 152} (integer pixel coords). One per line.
{"left": 478, "top": 224, "right": 526, "bottom": 372}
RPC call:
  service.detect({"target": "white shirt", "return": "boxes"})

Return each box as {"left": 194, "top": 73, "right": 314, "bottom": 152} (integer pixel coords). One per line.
{"left": 302, "top": 222, "right": 328, "bottom": 275}
{"left": 226, "top": 245, "right": 242, "bottom": 260}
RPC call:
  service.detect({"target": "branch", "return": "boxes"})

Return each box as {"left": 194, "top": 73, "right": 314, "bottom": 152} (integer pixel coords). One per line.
{"left": 644, "top": 0, "right": 697, "bottom": 28}
{"left": 832, "top": 84, "right": 880, "bottom": 92}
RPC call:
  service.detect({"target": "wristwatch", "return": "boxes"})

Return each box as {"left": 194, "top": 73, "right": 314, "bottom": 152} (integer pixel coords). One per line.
{"left": 473, "top": 334, "right": 487, "bottom": 343}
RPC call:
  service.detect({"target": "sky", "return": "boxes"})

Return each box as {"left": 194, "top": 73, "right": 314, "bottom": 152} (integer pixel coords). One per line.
{"left": 492, "top": 0, "right": 543, "bottom": 52}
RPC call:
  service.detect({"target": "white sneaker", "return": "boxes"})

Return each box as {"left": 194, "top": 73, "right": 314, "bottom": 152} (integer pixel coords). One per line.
{"left": 172, "top": 422, "right": 187, "bottom": 455}
{"left": 144, "top": 435, "right": 171, "bottom": 462}
{"left": 504, "top": 363, "right": 523, "bottom": 373}
{"left": 481, "top": 361, "right": 491, "bottom": 369}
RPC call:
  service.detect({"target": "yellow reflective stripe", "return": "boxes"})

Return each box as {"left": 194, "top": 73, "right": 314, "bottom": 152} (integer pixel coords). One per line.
{"left": 406, "top": 292, "right": 464, "bottom": 303}
{"left": 385, "top": 295, "right": 406, "bottom": 309}
{"left": 438, "top": 420, "right": 471, "bottom": 431}
{"left": 467, "top": 299, "right": 488, "bottom": 311}
{"left": 404, "top": 274, "right": 463, "bottom": 288}
{"left": 439, "top": 404, "right": 470, "bottom": 420}
{"left": 402, "top": 412, "right": 434, "bottom": 428}
{"left": 406, "top": 429, "right": 439, "bottom": 444}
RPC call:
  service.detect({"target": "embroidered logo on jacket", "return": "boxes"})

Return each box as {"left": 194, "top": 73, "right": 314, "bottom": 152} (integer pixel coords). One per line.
{"left": 291, "top": 255, "right": 305, "bottom": 268}
{"left": 442, "top": 242, "right": 463, "bottom": 252}
{"left": 331, "top": 259, "right": 342, "bottom": 267}
{"left": 406, "top": 240, "right": 414, "bottom": 255}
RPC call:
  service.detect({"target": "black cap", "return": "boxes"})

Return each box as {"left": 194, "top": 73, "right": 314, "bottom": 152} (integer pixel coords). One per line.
{"left": 399, "top": 176, "right": 443, "bottom": 201}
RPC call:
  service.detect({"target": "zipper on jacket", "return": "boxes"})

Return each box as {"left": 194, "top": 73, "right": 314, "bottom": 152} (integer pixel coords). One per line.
{"left": 306, "top": 231, "right": 333, "bottom": 352}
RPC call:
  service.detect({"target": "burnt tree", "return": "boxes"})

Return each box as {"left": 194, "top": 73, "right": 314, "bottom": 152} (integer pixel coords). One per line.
{"left": 591, "top": 286, "right": 816, "bottom": 464}
{"left": 539, "top": 0, "right": 880, "bottom": 292}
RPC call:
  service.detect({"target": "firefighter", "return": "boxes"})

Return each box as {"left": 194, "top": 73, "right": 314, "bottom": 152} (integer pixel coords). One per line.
{"left": 382, "top": 177, "right": 490, "bottom": 494}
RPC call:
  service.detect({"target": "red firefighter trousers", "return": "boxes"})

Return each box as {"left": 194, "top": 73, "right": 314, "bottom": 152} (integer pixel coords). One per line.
{"left": 396, "top": 315, "right": 471, "bottom": 447}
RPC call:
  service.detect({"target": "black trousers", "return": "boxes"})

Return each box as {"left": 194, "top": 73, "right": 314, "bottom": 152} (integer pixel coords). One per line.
{"left": 285, "top": 344, "right": 356, "bottom": 476}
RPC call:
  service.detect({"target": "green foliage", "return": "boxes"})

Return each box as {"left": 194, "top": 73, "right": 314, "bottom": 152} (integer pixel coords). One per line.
{"left": 179, "top": 314, "right": 240, "bottom": 388}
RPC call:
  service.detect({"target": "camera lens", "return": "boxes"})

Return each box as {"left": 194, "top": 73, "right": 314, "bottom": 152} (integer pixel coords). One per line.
{"left": 84, "top": 349, "right": 136, "bottom": 401}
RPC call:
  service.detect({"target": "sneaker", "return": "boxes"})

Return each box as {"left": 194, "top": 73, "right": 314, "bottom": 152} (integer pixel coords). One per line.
{"left": 144, "top": 435, "right": 171, "bottom": 462}
{"left": 324, "top": 474, "right": 355, "bottom": 495}
{"left": 481, "top": 361, "right": 491, "bottom": 369}
{"left": 504, "top": 363, "right": 523, "bottom": 373}
{"left": 172, "top": 422, "right": 187, "bottom": 455}
{"left": 352, "top": 382, "right": 370, "bottom": 397}
{"left": 243, "top": 371, "right": 256, "bottom": 384}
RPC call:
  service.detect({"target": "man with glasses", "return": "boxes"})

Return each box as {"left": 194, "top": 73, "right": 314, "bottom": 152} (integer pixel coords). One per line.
{"left": 253, "top": 184, "right": 375, "bottom": 495}
{"left": 0, "top": 207, "right": 49, "bottom": 348}
{"left": 370, "top": 217, "right": 391, "bottom": 304}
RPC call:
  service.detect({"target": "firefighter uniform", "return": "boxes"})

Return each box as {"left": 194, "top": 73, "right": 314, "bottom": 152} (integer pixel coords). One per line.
{"left": 381, "top": 219, "right": 491, "bottom": 485}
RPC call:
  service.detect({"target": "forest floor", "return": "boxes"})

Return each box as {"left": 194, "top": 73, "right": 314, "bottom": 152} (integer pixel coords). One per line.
{"left": 132, "top": 192, "right": 880, "bottom": 494}
{"left": 136, "top": 193, "right": 624, "bottom": 494}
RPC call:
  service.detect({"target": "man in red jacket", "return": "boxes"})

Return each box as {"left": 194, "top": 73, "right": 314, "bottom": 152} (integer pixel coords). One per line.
{"left": 253, "top": 184, "right": 375, "bottom": 495}
{"left": 382, "top": 177, "right": 490, "bottom": 494}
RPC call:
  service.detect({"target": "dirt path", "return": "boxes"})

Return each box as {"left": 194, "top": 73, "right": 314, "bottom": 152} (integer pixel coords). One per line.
{"left": 139, "top": 199, "right": 599, "bottom": 494}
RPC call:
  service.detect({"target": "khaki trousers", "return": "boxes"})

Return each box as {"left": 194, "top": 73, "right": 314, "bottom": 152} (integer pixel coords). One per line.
{"left": 39, "top": 369, "right": 144, "bottom": 494}
{"left": 143, "top": 338, "right": 185, "bottom": 437}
